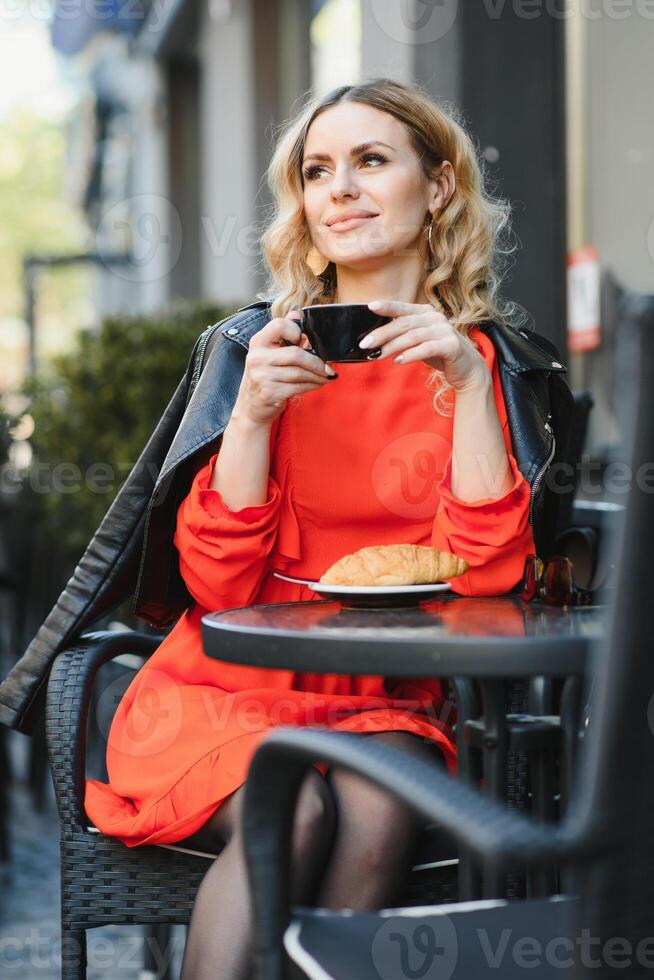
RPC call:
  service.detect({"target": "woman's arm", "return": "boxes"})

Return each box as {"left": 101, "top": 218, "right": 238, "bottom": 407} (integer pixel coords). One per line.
{"left": 174, "top": 440, "right": 282, "bottom": 611}
{"left": 210, "top": 311, "right": 334, "bottom": 509}
{"left": 209, "top": 410, "right": 274, "bottom": 510}
{"left": 450, "top": 369, "right": 514, "bottom": 503}
{"left": 430, "top": 331, "right": 534, "bottom": 596}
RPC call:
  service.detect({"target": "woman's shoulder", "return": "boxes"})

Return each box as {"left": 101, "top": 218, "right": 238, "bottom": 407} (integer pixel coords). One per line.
{"left": 467, "top": 323, "right": 498, "bottom": 368}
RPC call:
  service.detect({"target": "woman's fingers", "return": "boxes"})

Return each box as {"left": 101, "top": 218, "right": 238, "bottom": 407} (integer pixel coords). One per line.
{"left": 263, "top": 379, "right": 333, "bottom": 405}
{"left": 267, "top": 363, "right": 334, "bottom": 385}
{"left": 388, "top": 340, "right": 454, "bottom": 366}
{"left": 368, "top": 327, "right": 460, "bottom": 363}
{"left": 240, "top": 313, "right": 336, "bottom": 423}
{"left": 269, "top": 345, "right": 333, "bottom": 380}
{"left": 254, "top": 316, "right": 332, "bottom": 380}
{"left": 255, "top": 315, "right": 305, "bottom": 348}
{"left": 361, "top": 312, "right": 450, "bottom": 353}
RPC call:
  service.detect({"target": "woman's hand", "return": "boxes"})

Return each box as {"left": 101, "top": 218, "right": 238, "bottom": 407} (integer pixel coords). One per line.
{"left": 233, "top": 311, "right": 336, "bottom": 426}
{"left": 360, "top": 300, "right": 489, "bottom": 393}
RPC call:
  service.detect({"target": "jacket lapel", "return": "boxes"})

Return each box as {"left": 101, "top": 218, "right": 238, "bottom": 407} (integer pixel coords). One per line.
{"left": 480, "top": 321, "right": 568, "bottom": 374}
{"left": 155, "top": 304, "right": 272, "bottom": 486}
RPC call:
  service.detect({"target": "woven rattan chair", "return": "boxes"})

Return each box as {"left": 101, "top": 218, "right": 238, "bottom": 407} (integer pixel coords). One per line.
{"left": 45, "top": 631, "right": 216, "bottom": 979}
{"left": 46, "top": 629, "right": 461, "bottom": 979}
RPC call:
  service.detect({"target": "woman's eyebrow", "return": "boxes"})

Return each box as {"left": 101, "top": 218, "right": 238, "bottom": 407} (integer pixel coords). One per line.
{"left": 303, "top": 141, "right": 396, "bottom": 163}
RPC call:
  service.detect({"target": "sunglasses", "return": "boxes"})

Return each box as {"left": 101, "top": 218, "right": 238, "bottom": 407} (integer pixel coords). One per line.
{"left": 520, "top": 554, "right": 603, "bottom": 607}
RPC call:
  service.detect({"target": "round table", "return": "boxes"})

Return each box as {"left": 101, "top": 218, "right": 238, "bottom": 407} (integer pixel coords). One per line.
{"left": 201, "top": 594, "right": 605, "bottom": 678}
{"left": 202, "top": 593, "right": 607, "bottom": 900}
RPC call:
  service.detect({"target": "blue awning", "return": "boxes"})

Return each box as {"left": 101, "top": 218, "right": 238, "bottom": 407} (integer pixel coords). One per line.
{"left": 51, "top": 0, "right": 146, "bottom": 55}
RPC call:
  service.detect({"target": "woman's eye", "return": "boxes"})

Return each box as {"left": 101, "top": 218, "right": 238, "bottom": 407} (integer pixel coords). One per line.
{"left": 360, "top": 152, "right": 387, "bottom": 168}
{"left": 302, "top": 152, "right": 388, "bottom": 181}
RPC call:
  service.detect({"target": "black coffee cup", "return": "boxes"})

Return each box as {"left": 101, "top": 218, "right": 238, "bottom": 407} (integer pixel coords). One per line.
{"left": 298, "top": 303, "right": 390, "bottom": 363}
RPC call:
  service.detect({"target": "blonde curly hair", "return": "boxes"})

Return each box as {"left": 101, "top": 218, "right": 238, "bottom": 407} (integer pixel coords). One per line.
{"left": 256, "top": 77, "right": 526, "bottom": 413}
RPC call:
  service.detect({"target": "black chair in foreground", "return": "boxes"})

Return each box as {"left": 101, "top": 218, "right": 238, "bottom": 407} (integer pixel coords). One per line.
{"left": 241, "top": 295, "right": 652, "bottom": 980}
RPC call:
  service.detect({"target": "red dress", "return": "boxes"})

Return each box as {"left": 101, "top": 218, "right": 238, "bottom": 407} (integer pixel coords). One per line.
{"left": 84, "top": 326, "right": 534, "bottom": 847}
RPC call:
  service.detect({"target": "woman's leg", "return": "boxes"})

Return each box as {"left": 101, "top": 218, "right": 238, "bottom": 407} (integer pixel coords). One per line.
{"left": 179, "top": 768, "right": 336, "bottom": 980}
{"left": 316, "top": 730, "right": 446, "bottom": 910}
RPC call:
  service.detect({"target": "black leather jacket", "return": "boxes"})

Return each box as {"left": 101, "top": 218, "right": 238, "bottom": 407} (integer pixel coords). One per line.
{"left": 0, "top": 299, "right": 572, "bottom": 735}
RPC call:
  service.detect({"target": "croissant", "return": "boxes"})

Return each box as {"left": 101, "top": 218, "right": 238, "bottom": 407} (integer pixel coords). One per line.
{"left": 319, "top": 544, "right": 468, "bottom": 587}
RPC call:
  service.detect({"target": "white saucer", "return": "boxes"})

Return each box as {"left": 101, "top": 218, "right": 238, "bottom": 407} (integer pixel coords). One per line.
{"left": 272, "top": 570, "right": 452, "bottom": 609}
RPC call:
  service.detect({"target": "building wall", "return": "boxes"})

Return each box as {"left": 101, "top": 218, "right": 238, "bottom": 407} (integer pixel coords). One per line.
{"left": 586, "top": 3, "right": 654, "bottom": 292}
{"left": 198, "top": 0, "right": 260, "bottom": 305}
{"left": 571, "top": 2, "right": 654, "bottom": 454}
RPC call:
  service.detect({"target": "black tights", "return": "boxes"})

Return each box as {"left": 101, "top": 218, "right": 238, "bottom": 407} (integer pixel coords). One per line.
{"left": 178, "top": 730, "right": 445, "bottom": 980}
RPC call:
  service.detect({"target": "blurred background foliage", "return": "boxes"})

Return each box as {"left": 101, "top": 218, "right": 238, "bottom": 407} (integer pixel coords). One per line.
{"left": 0, "top": 109, "right": 93, "bottom": 390}
{"left": 0, "top": 399, "right": 12, "bottom": 463}
{"left": 0, "top": 110, "right": 88, "bottom": 317}
{"left": 15, "top": 301, "right": 232, "bottom": 571}
{"left": 0, "top": 301, "right": 239, "bottom": 642}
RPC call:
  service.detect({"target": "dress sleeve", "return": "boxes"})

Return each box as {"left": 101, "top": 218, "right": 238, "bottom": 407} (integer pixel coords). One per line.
{"left": 431, "top": 329, "right": 535, "bottom": 597}
{"left": 173, "top": 417, "right": 283, "bottom": 610}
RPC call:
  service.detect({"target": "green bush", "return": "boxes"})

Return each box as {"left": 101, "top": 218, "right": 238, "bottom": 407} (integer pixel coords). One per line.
{"left": 0, "top": 400, "right": 12, "bottom": 465}
{"left": 18, "top": 300, "right": 235, "bottom": 569}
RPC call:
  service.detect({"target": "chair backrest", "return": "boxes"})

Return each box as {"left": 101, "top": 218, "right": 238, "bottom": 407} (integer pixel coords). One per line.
{"left": 571, "top": 288, "right": 654, "bottom": 971}
{"left": 554, "top": 389, "right": 594, "bottom": 534}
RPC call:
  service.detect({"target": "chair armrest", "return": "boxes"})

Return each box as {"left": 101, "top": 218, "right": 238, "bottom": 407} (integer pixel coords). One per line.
{"left": 570, "top": 499, "right": 624, "bottom": 531}
{"left": 45, "top": 630, "right": 161, "bottom": 832}
{"left": 243, "top": 727, "right": 602, "bottom": 980}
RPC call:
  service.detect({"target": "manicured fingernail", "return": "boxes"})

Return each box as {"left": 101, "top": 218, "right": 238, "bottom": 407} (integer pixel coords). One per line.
{"left": 326, "top": 371, "right": 338, "bottom": 379}
{"left": 394, "top": 354, "right": 405, "bottom": 363}
{"left": 359, "top": 335, "right": 373, "bottom": 348}
{"left": 325, "top": 364, "right": 337, "bottom": 376}
{"left": 369, "top": 301, "right": 383, "bottom": 309}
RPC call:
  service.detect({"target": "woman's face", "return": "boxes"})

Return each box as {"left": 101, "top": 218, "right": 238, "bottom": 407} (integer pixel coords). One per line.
{"left": 302, "top": 102, "right": 451, "bottom": 271}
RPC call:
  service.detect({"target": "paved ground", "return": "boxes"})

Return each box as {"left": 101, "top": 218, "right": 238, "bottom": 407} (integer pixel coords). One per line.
{"left": 0, "top": 729, "right": 187, "bottom": 978}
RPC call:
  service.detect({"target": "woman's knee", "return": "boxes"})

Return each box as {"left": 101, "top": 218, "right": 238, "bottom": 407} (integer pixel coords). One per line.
{"left": 291, "top": 769, "right": 336, "bottom": 851}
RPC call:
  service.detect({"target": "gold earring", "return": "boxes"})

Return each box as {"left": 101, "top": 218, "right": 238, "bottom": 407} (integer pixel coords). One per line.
{"left": 305, "top": 245, "right": 330, "bottom": 276}
{"left": 426, "top": 213, "right": 437, "bottom": 263}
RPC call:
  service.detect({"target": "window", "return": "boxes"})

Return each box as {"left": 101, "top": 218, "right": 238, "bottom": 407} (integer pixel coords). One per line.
{"left": 310, "top": 0, "right": 361, "bottom": 98}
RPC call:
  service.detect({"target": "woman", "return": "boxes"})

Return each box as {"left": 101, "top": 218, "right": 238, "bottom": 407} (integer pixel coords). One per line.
{"left": 85, "top": 78, "right": 536, "bottom": 978}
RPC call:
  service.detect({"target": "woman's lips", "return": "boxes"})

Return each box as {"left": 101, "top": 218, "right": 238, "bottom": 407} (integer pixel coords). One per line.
{"left": 327, "top": 214, "right": 379, "bottom": 232}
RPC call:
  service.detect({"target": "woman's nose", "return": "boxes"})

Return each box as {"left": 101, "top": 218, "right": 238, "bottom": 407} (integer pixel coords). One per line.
{"left": 330, "top": 165, "right": 360, "bottom": 199}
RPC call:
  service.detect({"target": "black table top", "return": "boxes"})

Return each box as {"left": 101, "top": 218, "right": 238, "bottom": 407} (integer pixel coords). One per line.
{"left": 201, "top": 594, "right": 607, "bottom": 678}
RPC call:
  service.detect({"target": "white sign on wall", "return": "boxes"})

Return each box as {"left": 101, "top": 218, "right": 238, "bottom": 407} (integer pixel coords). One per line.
{"left": 567, "top": 245, "right": 601, "bottom": 352}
